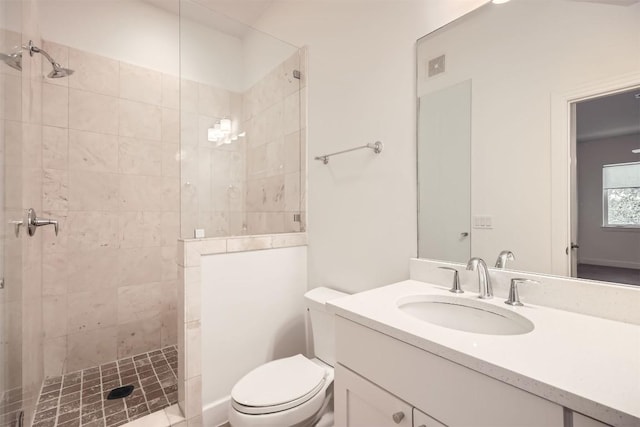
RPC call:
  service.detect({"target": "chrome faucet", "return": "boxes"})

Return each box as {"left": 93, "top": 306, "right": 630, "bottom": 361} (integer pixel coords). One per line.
{"left": 495, "top": 250, "right": 515, "bottom": 269}
{"left": 466, "top": 257, "right": 493, "bottom": 299}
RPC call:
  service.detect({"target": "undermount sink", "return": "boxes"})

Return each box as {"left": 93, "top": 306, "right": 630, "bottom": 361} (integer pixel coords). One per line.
{"left": 397, "top": 295, "right": 534, "bottom": 335}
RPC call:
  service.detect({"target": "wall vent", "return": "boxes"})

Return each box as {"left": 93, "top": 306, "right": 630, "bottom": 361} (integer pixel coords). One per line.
{"left": 428, "top": 55, "right": 446, "bottom": 77}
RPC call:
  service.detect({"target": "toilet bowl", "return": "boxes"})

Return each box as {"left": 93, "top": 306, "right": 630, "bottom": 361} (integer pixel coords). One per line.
{"left": 229, "top": 356, "right": 333, "bottom": 427}
{"left": 228, "top": 287, "right": 347, "bottom": 427}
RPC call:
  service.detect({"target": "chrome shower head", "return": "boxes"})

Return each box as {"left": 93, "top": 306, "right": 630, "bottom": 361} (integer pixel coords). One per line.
{"left": 0, "top": 51, "right": 22, "bottom": 71}
{"left": 48, "top": 63, "right": 74, "bottom": 78}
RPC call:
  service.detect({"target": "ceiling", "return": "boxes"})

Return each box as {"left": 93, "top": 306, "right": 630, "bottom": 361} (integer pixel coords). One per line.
{"left": 197, "top": 0, "right": 274, "bottom": 26}
{"left": 576, "top": 89, "right": 640, "bottom": 142}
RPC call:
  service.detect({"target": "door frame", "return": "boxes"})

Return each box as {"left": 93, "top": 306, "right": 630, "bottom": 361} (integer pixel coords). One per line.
{"left": 550, "top": 72, "right": 640, "bottom": 277}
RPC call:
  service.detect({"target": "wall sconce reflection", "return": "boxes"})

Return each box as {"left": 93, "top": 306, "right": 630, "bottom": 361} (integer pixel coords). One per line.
{"left": 208, "top": 118, "right": 245, "bottom": 146}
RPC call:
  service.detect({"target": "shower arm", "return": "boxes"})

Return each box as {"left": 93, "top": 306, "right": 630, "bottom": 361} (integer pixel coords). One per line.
{"left": 25, "top": 40, "right": 62, "bottom": 69}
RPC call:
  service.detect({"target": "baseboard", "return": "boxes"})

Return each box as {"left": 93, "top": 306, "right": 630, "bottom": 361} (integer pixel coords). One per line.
{"left": 579, "top": 258, "right": 640, "bottom": 270}
{"left": 203, "top": 396, "right": 230, "bottom": 427}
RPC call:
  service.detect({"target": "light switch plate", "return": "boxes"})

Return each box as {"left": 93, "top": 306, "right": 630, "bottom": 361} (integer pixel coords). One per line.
{"left": 473, "top": 216, "right": 493, "bottom": 229}
{"left": 194, "top": 228, "right": 205, "bottom": 238}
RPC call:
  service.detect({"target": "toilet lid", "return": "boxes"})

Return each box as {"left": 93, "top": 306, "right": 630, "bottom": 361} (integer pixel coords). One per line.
{"left": 231, "top": 354, "right": 326, "bottom": 413}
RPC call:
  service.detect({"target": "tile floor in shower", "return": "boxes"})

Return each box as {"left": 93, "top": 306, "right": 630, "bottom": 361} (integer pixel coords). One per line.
{"left": 33, "top": 346, "right": 178, "bottom": 427}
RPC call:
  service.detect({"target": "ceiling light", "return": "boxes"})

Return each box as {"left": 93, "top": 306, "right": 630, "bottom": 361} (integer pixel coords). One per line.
{"left": 492, "top": 0, "right": 511, "bottom": 3}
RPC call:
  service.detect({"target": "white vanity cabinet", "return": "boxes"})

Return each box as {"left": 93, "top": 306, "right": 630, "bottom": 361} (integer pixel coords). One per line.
{"left": 334, "top": 316, "right": 565, "bottom": 427}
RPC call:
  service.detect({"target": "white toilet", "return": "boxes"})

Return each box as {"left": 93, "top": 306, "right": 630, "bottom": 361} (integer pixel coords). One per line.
{"left": 228, "top": 287, "right": 348, "bottom": 427}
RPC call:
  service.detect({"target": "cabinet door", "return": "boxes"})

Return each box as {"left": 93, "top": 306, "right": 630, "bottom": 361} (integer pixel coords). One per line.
{"left": 335, "top": 364, "right": 413, "bottom": 427}
{"left": 413, "top": 408, "right": 447, "bottom": 427}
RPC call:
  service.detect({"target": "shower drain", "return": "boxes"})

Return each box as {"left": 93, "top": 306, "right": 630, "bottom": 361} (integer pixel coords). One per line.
{"left": 106, "top": 385, "right": 135, "bottom": 400}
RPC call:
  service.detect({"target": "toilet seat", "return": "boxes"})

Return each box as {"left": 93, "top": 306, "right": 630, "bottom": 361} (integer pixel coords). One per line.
{"left": 231, "top": 355, "right": 326, "bottom": 415}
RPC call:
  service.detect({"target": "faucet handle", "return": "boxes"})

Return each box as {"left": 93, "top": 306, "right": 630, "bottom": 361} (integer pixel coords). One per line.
{"left": 438, "top": 267, "right": 463, "bottom": 294}
{"left": 505, "top": 278, "right": 539, "bottom": 306}
{"left": 26, "top": 208, "right": 59, "bottom": 236}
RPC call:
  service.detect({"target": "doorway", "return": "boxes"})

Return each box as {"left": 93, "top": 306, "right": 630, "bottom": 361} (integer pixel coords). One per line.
{"left": 570, "top": 88, "right": 640, "bottom": 286}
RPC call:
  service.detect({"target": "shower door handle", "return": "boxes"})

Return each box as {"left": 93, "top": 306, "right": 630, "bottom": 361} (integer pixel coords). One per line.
{"left": 26, "top": 208, "right": 58, "bottom": 236}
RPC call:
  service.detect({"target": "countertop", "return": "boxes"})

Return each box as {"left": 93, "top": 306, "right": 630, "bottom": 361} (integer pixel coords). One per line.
{"left": 327, "top": 280, "right": 640, "bottom": 427}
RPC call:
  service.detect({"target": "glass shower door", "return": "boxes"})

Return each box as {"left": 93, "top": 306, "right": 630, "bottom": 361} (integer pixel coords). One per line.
{"left": 1, "top": 1, "right": 24, "bottom": 425}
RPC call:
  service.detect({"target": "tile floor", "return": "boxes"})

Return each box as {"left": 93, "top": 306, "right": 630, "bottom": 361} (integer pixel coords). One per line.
{"left": 33, "top": 346, "right": 178, "bottom": 427}
{"left": 0, "top": 387, "right": 23, "bottom": 427}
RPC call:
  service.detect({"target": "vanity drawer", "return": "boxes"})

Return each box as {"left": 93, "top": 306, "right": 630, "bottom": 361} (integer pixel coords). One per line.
{"left": 335, "top": 316, "right": 564, "bottom": 427}
{"left": 335, "top": 363, "right": 413, "bottom": 427}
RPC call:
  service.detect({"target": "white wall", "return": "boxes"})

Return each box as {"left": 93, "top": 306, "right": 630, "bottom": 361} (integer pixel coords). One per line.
{"left": 180, "top": 13, "right": 244, "bottom": 91}
{"left": 36, "top": 0, "right": 299, "bottom": 97}
{"left": 35, "top": 0, "right": 247, "bottom": 90}
{"left": 252, "top": 0, "right": 486, "bottom": 294}
{"left": 200, "top": 246, "right": 308, "bottom": 425}
{"left": 37, "top": 0, "right": 180, "bottom": 75}
{"left": 242, "top": 27, "right": 299, "bottom": 90}
{"left": 578, "top": 134, "right": 640, "bottom": 269}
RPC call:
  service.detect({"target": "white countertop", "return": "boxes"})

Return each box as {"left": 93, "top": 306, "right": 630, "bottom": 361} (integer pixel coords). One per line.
{"left": 327, "top": 280, "right": 640, "bottom": 427}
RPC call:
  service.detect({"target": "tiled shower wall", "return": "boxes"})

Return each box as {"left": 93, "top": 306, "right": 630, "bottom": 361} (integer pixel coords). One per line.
{"left": 180, "top": 48, "right": 307, "bottom": 238}
{"left": 243, "top": 50, "right": 307, "bottom": 235}
{"left": 39, "top": 39, "right": 181, "bottom": 375}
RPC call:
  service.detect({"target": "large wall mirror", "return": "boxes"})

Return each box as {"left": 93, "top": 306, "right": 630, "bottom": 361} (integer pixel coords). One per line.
{"left": 417, "top": 0, "right": 640, "bottom": 286}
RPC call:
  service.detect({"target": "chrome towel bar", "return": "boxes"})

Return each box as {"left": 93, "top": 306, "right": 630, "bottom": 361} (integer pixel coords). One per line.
{"left": 315, "top": 141, "right": 383, "bottom": 165}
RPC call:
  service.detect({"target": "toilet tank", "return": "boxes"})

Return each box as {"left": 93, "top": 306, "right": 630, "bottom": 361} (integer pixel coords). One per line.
{"left": 304, "top": 287, "right": 349, "bottom": 367}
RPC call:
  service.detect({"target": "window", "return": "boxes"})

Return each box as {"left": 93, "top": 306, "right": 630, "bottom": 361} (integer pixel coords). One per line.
{"left": 602, "top": 162, "right": 640, "bottom": 228}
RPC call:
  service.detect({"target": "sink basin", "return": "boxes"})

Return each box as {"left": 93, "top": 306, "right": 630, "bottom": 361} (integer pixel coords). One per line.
{"left": 397, "top": 295, "right": 534, "bottom": 335}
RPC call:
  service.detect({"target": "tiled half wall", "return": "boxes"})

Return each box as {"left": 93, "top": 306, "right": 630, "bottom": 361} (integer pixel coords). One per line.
{"left": 176, "top": 233, "right": 307, "bottom": 426}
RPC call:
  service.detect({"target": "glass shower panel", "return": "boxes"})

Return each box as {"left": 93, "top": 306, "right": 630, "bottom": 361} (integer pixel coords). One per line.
{"left": 179, "top": 0, "right": 304, "bottom": 239}
{"left": 1, "top": 0, "right": 24, "bottom": 425}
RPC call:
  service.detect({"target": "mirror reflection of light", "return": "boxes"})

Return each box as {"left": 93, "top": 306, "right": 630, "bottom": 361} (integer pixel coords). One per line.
{"left": 207, "top": 118, "right": 245, "bottom": 146}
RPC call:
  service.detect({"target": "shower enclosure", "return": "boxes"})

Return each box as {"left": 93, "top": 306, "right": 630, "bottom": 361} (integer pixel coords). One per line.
{"left": 1, "top": 1, "right": 25, "bottom": 425}
{"left": 0, "top": 0, "right": 304, "bottom": 425}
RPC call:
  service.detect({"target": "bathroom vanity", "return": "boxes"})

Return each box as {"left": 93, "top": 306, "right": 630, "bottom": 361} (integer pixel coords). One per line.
{"left": 328, "top": 280, "right": 640, "bottom": 427}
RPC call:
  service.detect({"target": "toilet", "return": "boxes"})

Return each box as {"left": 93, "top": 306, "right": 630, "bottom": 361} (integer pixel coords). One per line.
{"left": 228, "top": 287, "right": 348, "bottom": 427}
